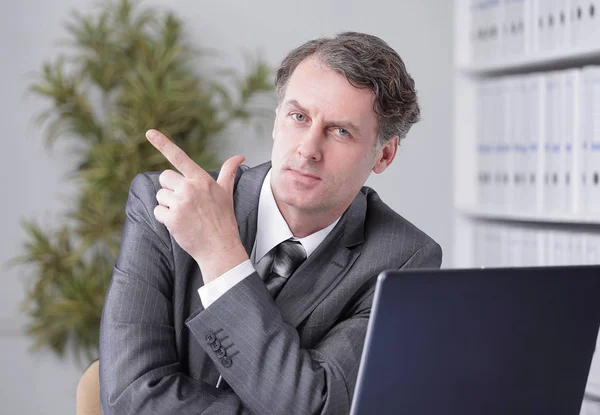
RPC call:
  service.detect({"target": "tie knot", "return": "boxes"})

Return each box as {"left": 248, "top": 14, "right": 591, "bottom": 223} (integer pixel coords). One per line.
{"left": 271, "top": 239, "right": 307, "bottom": 279}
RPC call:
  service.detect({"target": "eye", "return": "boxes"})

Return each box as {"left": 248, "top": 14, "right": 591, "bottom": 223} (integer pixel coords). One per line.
{"left": 291, "top": 113, "right": 306, "bottom": 122}
{"left": 337, "top": 128, "right": 350, "bottom": 137}
{"left": 332, "top": 128, "right": 352, "bottom": 140}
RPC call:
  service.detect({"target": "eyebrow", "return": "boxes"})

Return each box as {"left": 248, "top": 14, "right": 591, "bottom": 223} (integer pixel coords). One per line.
{"left": 283, "top": 99, "right": 362, "bottom": 135}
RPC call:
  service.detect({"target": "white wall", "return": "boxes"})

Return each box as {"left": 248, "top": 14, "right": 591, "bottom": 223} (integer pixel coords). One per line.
{"left": 1, "top": 0, "right": 453, "bottom": 413}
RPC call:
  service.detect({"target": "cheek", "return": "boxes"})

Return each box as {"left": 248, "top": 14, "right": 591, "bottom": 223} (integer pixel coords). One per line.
{"left": 272, "top": 129, "right": 297, "bottom": 162}
{"left": 330, "top": 153, "right": 375, "bottom": 191}
{"left": 271, "top": 137, "right": 287, "bottom": 168}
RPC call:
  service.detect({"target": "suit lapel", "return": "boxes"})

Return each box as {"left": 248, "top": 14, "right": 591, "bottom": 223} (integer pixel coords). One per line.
{"left": 275, "top": 189, "right": 367, "bottom": 328}
{"left": 233, "top": 162, "right": 271, "bottom": 255}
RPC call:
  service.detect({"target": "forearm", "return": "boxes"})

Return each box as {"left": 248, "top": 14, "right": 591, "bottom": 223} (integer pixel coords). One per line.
{"left": 186, "top": 272, "right": 358, "bottom": 415}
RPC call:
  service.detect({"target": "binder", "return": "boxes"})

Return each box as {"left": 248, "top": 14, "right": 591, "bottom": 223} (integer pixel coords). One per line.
{"left": 478, "top": 0, "right": 490, "bottom": 61}
{"left": 581, "top": 66, "right": 600, "bottom": 215}
{"left": 502, "top": 0, "right": 512, "bottom": 57}
{"left": 547, "top": 230, "right": 569, "bottom": 265}
{"left": 555, "top": 0, "right": 571, "bottom": 50}
{"left": 534, "top": 0, "right": 549, "bottom": 52}
{"left": 580, "top": 0, "right": 600, "bottom": 50}
{"left": 571, "top": 232, "right": 586, "bottom": 265}
{"left": 485, "top": 0, "right": 504, "bottom": 62}
{"left": 477, "top": 81, "right": 493, "bottom": 206}
{"left": 495, "top": 0, "right": 506, "bottom": 61}
{"left": 508, "top": 76, "right": 527, "bottom": 211}
{"left": 503, "top": 78, "right": 515, "bottom": 210}
{"left": 481, "top": 222, "right": 505, "bottom": 266}
{"left": 524, "top": 74, "right": 545, "bottom": 212}
{"left": 514, "top": 0, "right": 527, "bottom": 56}
{"left": 523, "top": 74, "right": 545, "bottom": 212}
{"left": 543, "top": 72, "right": 563, "bottom": 213}
{"left": 562, "top": 69, "right": 583, "bottom": 214}
{"left": 520, "top": 228, "right": 539, "bottom": 265}
{"left": 497, "top": 223, "right": 510, "bottom": 265}
{"left": 546, "top": 0, "right": 558, "bottom": 51}
{"left": 536, "top": 228, "right": 548, "bottom": 265}
{"left": 571, "top": 0, "right": 585, "bottom": 49}
{"left": 471, "top": 0, "right": 483, "bottom": 62}
{"left": 496, "top": 78, "right": 510, "bottom": 210}
{"left": 473, "top": 223, "right": 483, "bottom": 267}
{"left": 482, "top": 79, "right": 496, "bottom": 207}
{"left": 563, "top": 230, "right": 575, "bottom": 264}
{"left": 584, "top": 232, "right": 600, "bottom": 263}
{"left": 503, "top": 0, "right": 527, "bottom": 57}
{"left": 508, "top": 227, "right": 525, "bottom": 266}
{"left": 524, "top": 0, "right": 535, "bottom": 55}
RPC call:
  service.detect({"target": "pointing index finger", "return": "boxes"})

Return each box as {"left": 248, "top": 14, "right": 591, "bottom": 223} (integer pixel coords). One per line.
{"left": 146, "top": 129, "right": 208, "bottom": 180}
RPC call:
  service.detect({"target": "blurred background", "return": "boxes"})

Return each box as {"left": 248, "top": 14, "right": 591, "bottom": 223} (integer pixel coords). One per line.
{"left": 1, "top": 0, "right": 452, "bottom": 412}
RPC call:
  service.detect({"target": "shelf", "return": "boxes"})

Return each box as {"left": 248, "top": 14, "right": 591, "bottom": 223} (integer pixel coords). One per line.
{"left": 456, "top": 206, "right": 600, "bottom": 226}
{"left": 457, "top": 46, "right": 600, "bottom": 77}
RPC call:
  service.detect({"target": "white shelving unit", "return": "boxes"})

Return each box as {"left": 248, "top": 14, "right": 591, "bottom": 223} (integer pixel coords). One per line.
{"left": 453, "top": 3, "right": 600, "bottom": 405}
{"left": 458, "top": 45, "right": 600, "bottom": 76}
{"left": 458, "top": 206, "right": 600, "bottom": 225}
{"left": 452, "top": 0, "right": 600, "bottom": 268}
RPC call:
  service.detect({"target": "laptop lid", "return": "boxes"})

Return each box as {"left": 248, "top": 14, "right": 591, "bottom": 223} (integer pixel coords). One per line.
{"left": 350, "top": 265, "right": 600, "bottom": 415}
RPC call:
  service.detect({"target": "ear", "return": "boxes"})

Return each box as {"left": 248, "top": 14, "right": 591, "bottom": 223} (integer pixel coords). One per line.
{"left": 372, "top": 136, "right": 398, "bottom": 174}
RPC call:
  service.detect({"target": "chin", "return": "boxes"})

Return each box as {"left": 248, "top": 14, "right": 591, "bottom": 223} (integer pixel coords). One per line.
{"left": 279, "top": 191, "right": 324, "bottom": 212}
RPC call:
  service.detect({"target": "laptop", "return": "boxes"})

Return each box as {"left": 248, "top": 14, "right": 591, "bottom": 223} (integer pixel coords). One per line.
{"left": 350, "top": 265, "right": 600, "bottom": 415}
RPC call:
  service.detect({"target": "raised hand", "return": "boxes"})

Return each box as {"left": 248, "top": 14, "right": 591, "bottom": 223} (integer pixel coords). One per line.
{"left": 146, "top": 129, "right": 249, "bottom": 284}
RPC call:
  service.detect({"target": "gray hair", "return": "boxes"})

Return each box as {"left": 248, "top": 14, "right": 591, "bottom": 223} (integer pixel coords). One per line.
{"left": 275, "top": 32, "right": 421, "bottom": 147}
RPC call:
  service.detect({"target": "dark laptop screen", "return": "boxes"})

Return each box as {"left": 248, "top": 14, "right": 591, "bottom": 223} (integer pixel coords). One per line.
{"left": 351, "top": 266, "right": 600, "bottom": 415}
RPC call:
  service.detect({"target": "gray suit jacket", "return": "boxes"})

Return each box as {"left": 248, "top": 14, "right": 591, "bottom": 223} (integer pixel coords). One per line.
{"left": 99, "top": 162, "right": 442, "bottom": 414}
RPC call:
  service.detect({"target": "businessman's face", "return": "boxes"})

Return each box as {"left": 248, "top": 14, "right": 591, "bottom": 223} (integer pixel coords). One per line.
{"left": 271, "top": 56, "right": 398, "bottom": 226}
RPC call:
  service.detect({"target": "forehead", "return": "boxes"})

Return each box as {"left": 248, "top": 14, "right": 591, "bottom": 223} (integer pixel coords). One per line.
{"left": 282, "top": 57, "right": 378, "bottom": 132}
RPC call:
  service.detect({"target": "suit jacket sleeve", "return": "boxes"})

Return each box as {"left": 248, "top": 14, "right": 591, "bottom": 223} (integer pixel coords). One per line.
{"left": 99, "top": 173, "right": 250, "bottom": 414}
{"left": 184, "top": 240, "right": 442, "bottom": 415}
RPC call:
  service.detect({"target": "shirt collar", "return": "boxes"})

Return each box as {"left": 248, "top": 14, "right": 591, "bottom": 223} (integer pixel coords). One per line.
{"left": 255, "top": 169, "right": 340, "bottom": 262}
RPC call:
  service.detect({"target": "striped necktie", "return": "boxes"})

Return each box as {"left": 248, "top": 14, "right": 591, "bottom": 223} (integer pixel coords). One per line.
{"left": 265, "top": 239, "right": 307, "bottom": 298}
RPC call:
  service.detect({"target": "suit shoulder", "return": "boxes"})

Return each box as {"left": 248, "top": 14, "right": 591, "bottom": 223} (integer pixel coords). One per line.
{"left": 131, "top": 171, "right": 161, "bottom": 188}
{"left": 128, "top": 172, "right": 161, "bottom": 203}
{"left": 361, "top": 186, "right": 441, "bottom": 252}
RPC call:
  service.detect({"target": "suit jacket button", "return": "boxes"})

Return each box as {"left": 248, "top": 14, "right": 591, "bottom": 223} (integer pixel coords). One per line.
{"left": 205, "top": 332, "right": 216, "bottom": 344}
{"left": 216, "top": 347, "right": 226, "bottom": 359}
{"left": 221, "top": 356, "right": 232, "bottom": 368}
{"left": 210, "top": 339, "right": 221, "bottom": 351}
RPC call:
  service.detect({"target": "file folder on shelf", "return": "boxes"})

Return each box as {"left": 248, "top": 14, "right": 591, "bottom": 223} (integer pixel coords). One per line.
{"left": 466, "top": 0, "right": 600, "bottom": 65}
{"left": 543, "top": 72, "right": 563, "bottom": 213}
{"left": 582, "top": 67, "right": 600, "bottom": 215}
{"left": 472, "top": 221, "right": 599, "bottom": 267}
{"left": 562, "top": 69, "right": 583, "bottom": 214}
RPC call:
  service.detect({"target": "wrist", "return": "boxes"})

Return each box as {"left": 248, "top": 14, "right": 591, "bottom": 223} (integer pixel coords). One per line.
{"left": 195, "top": 243, "right": 249, "bottom": 284}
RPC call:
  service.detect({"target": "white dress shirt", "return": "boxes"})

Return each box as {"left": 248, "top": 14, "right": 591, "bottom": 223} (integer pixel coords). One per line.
{"left": 197, "top": 170, "right": 340, "bottom": 308}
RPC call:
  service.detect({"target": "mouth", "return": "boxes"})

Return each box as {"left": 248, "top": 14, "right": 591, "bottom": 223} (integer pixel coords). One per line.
{"left": 286, "top": 167, "right": 321, "bottom": 183}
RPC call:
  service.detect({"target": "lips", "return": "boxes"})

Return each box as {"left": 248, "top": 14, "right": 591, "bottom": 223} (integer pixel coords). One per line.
{"left": 286, "top": 167, "right": 321, "bottom": 184}
{"left": 288, "top": 168, "right": 320, "bottom": 180}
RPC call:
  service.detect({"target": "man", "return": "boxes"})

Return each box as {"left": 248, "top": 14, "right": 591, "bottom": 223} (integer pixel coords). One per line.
{"left": 99, "top": 31, "right": 442, "bottom": 414}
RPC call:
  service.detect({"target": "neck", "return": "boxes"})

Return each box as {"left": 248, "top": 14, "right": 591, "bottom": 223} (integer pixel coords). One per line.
{"left": 275, "top": 200, "right": 347, "bottom": 238}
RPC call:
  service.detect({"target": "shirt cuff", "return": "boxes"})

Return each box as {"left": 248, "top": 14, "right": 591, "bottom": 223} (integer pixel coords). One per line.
{"left": 197, "top": 260, "right": 255, "bottom": 308}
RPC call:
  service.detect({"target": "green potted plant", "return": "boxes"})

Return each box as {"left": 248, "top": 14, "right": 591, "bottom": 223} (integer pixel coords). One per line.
{"left": 14, "top": 0, "right": 273, "bottom": 364}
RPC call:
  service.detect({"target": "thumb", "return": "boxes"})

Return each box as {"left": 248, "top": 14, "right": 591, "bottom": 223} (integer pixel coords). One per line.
{"left": 217, "top": 155, "right": 245, "bottom": 195}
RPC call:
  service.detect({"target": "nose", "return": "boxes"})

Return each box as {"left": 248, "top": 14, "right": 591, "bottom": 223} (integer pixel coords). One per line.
{"left": 297, "top": 126, "right": 323, "bottom": 162}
